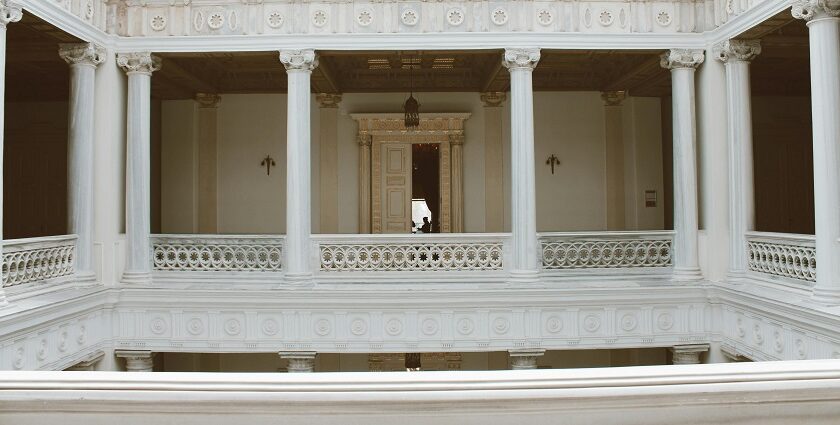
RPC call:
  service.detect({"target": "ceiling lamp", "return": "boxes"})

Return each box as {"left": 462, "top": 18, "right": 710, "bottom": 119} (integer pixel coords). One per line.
{"left": 404, "top": 58, "right": 420, "bottom": 128}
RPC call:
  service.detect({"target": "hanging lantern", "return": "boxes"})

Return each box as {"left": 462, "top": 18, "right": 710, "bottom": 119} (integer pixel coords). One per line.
{"left": 404, "top": 93, "right": 420, "bottom": 128}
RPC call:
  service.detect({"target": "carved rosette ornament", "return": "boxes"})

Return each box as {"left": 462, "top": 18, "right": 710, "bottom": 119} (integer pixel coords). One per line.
{"left": 792, "top": 0, "right": 840, "bottom": 20}
{"left": 58, "top": 43, "right": 106, "bottom": 67}
{"left": 660, "top": 49, "right": 705, "bottom": 70}
{"left": 117, "top": 52, "right": 162, "bottom": 75}
{"left": 0, "top": 0, "right": 21, "bottom": 27}
{"left": 502, "top": 48, "right": 541, "bottom": 71}
{"left": 279, "top": 49, "right": 318, "bottom": 72}
{"left": 714, "top": 39, "right": 762, "bottom": 63}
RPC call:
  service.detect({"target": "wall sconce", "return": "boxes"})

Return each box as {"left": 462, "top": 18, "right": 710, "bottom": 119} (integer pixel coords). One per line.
{"left": 260, "top": 155, "right": 276, "bottom": 176}
{"left": 546, "top": 154, "right": 560, "bottom": 174}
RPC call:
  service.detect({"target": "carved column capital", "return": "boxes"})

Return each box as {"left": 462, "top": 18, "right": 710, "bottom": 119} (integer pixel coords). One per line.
{"left": 357, "top": 134, "right": 372, "bottom": 147}
{"left": 117, "top": 52, "right": 162, "bottom": 76}
{"left": 480, "top": 92, "right": 507, "bottom": 107}
{"left": 59, "top": 43, "right": 106, "bottom": 68}
{"left": 509, "top": 349, "right": 545, "bottom": 370}
{"left": 316, "top": 93, "right": 342, "bottom": 108}
{"left": 115, "top": 350, "right": 155, "bottom": 372}
{"left": 0, "top": 1, "right": 21, "bottom": 27}
{"left": 601, "top": 90, "right": 627, "bottom": 106}
{"left": 792, "top": 0, "right": 840, "bottom": 21}
{"left": 503, "top": 48, "right": 541, "bottom": 71}
{"left": 660, "top": 49, "right": 705, "bottom": 70}
{"left": 714, "top": 40, "right": 762, "bottom": 63}
{"left": 279, "top": 351, "right": 316, "bottom": 373}
{"left": 279, "top": 49, "right": 318, "bottom": 72}
{"left": 669, "top": 344, "right": 709, "bottom": 365}
{"left": 195, "top": 93, "right": 221, "bottom": 108}
{"left": 449, "top": 133, "right": 465, "bottom": 145}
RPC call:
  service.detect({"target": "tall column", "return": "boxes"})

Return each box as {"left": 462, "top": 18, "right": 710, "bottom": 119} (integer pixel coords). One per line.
{"left": 195, "top": 93, "right": 220, "bottom": 233}
{"left": 0, "top": 1, "right": 21, "bottom": 306}
{"left": 117, "top": 53, "right": 161, "bottom": 284}
{"left": 279, "top": 351, "right": 316, "bottom": 372}
{"left": 602, "top": 91, "right": 626, "bottom": 231}
{"left": 661, "top": 49, "right": 704, "bottom": 281}
{"left": 450, "top": 134, "right": 465, "bottom": 233}
{"left": 503, "top": 48, "right": 541, "bottom": 283}
{"left": 508, "top": 349, "right": 545, "bottom": 370}
{"left": 481, "top": 92, "right": 506, "bottom": 232}
{"left": 670, "top": 344, "right": 709, "bottom": 365}
{"left": 358, "top": 134, "right": 372, "bottom": 233}
{"left": 792, "top": 0, "right": 840, "bottom": 303}
{"left": 115, "top": 350, "right": 155, "bottom": 372}
{"left": 59, "top": 43, "right": 106, "bottom": 284}
{"left": 317, "top": 93, "right": 341, "bottom": 234}
{"left": 279, "top": 50, "right": 317, "bottom": 283}
{"left": 715, "top": 40, "right": 761, "bottom": 277}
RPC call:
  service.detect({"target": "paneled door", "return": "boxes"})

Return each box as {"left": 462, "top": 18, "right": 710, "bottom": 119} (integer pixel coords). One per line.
{"left": 379, "top": 143, "right": 412, "bottom": 233}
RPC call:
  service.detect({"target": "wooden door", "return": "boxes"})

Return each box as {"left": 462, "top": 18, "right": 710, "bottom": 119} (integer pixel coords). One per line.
{"left": 380, "top": 143, "right": 412, "bottom": 233}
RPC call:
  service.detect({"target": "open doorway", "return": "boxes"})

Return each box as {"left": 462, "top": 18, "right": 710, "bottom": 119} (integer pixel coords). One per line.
{"left": 411, "top": 143, "right": 440, "bottom": 233}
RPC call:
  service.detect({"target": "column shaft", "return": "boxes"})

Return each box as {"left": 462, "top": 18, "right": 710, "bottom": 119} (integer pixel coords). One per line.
{"left": 662, "top": 50, "right": 704, "bottom": 280}
{"left": 61, "top": 44, "right": 105, "bottom": 283}
{"left": 481, "top": 92, "right": 506, "bottom": 233}
{"left": 602, "top": 91, "right": 626, "bottom": 230}
{"left": 317, "top": 94, "right": 341, "bottom": 234}
{"left": 0, "top": 2, "right": 21, "bottom": 305}
{"left": 358, "top": 135, "right": 372, "bottom": 233}
{"left": 503, "top": 49, "right": 541, "bottom": 283}
{"left": 280, "top": 50, "right": 317, "bottom": 283}
{"left": 195, "top": 93, "right": 220, "bottom": 233}
{"left": 450, "top": 135, "right": 464, "bottom": 233}
{"left": 118, "top": 53, "right": 161, "bottom": 284}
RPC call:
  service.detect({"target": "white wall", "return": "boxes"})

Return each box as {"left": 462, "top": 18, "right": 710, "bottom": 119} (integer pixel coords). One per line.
{"left": 160, "top": 92, "right": 664, "bottom": 234}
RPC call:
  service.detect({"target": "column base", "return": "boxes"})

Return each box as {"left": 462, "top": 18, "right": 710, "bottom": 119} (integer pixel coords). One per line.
{"left": 74, "top": 271, "right": 98, "bottom": 285}
{"left": 121, "top": 271, "right": 152, "bottom": 285}
{"left": 811, "top": 286, "right": 840, "bottom": 306}
{"left": 507, "top": 270, "right": 541, "bottom": 286}
{"left": 284, "top": 272, "right": 314, "bottom": 288}
{"left": 672, "top": 267, "right": 703, "bottom": 282}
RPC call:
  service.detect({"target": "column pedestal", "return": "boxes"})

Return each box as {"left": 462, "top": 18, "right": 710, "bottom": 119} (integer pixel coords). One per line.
{"left": 279, "top": 351, "right": 316, "bottom": 373}
{"left": 508, "top": 348, "right": 545, "bottom": 370}
{"left": 115, "top": 350, "right": 155, "bottom": 372}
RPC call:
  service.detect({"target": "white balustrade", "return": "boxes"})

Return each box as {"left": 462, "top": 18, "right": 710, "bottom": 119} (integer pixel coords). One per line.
{"left": 2, "top": 235, "right": 76, "bottom": 288}
{"left": 316, "top": 234, "right": 506, "bottom": 272}
{"left": 746, "top": 231, "right": 816, "bottom": 284}
{"left": 151, "top": 235, "right": 284, "bottom": 272}
{"left": 539, "top": 231, "right": 673, "bottom": 270}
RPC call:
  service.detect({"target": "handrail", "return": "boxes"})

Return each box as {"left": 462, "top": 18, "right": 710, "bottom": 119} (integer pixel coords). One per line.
{"left": 746, "top": 231, "right": 816, "bottom": 283}
{"left": 150, "top": 234, "right": 285, "bottom": 272}
{"left": 2, "top": 235, "right": 77, "bottom": 288}
{"left": 539, "top": 230, "right": 674, "bottom": 269}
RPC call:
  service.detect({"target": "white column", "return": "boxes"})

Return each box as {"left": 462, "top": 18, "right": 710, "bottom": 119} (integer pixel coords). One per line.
{"left": 59, "top": 43, "right": 106, "bottom": 284}
{"left": 358, "top": 134, "right": 372, "bottom": 233}
{"left": 792, "top": 1, "right": 840, "bottom": 304}
{"left": 503, "top": 48, "right": 541, "bottom": 283}
{"left": 670, "top": 344, "right": 709, "bottom": 365}
{"left": 279, "top": 50, "right": 317, "bottom": 284}
{"left": 195, "top": 93, "right": 221, "bottom": 233}
{"left": 481, "top": 92, "right": 506, "bottom": 233}
{"left": 117, "top": 53, "right": 161, "bottom": 284}
{"left": 0, "top": 1, "right": 20, "bottom": 306}
{"left": 715, "top": 40, "right": 761, "bottom": 278}
{"left": 115, "top": 350, "right": 155, "bottom": 372}
{"left": 602, "top": 91, "right": 626, "bottom": 231}
{"left": 508, "top": 348, "right": 545, "bottom": 370}
{"left": 317, "top": 93, "right": 342, "bottom": 234}
{"left": 279, "top": 351, "right": 316, "bottom": 372}
{"left": 450, "top": 134, "right": 465, "bottom": 233}
{"left": 661, "top": 49, "right": 705, "bottom": 281}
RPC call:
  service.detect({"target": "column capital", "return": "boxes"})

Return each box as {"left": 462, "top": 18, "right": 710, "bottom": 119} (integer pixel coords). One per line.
{"left": 792, "top": 0, "right": 840, "bottom": 21}
{"left": 480, "top": 91, "right": 507, "bottom": 107}
{"left": 115, "top": 350, "right": 155, "bottom": 372}
{"left": 601, "top": 90, "right": 627, "bottom": 106}
{"left": 357, "top": 134, "right": 372, "bottom": 147}
{"left": 279, "top": 351, "right": 317, "bottom": 373}
{"left": 714, "top": 39, "right": 762, "bottom": 63}
{"left": 660, "top": 49, "right": 705, "bottom": 70}
{"left": 279, "top": 49, "right": 318, "bottom": 72}
{"left": 0, "top": 1, "right": 21, "bottom": 27}
{"left": 669, "top": 344, "right": 709, "bottom": 365}
{"left": 117, "top": 52, "right": 162, "bottom": 76}
{"left": 503, "top": 48, "right": 540, "bottom": 71}
{"left": 316, "top": 93, "right": 342, "bottom": 108}
{"left": 59, "top": 43, "right": 106, "bottom": 68}
{"left": 449, "top": 133, "right": 465, "bottom": 146}
{"left": 195, "top": 93, "right": 222, "bottom": 108}
{"left": 508, "top": 348, "right": 545, "bottom": 370}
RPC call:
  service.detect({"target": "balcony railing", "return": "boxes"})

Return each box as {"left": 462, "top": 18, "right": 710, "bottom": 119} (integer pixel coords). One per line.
{"left": 539, "top": 231, "right": 674, "bottom": 270}
{"left": 746, "top": 231, "right": 816, "bottom": 286}
{"left": 2, "top": 235, "right": 76, "bottom": 288}
{"left": 314, "top": 233, "right": 507, "bottom": 273}
{"left": 151, "top": 234, "right": 284, "bottom": 273}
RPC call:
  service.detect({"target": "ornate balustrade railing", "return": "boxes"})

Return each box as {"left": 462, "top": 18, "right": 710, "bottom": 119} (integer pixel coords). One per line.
{"left": 315, "top": 234, "right": 507, "bottom": 273}
{"left": 539, "top": 231, "right": 674, "bottom": 270}
{"left": 746, "top": 231, "right": 816, "bottom": 285}
{"left": 2, "top": 235, "right": 76, "bottom": 288}
{"left": 151, "top": 235, "right": 284, "bottom": 272}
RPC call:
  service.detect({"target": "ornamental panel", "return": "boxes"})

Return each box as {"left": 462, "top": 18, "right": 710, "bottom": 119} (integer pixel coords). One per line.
{"left": 540, "top": 232, "right": 673, "bottom": 270}
{"left": 151, "top": 235, "right": 284, "bottom": 272}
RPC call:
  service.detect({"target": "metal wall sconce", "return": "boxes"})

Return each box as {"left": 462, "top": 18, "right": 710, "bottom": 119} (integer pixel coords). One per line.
{"left": 260, "top": 155, "right": 276, "bottom": 176}
{"left": 546, "top": 154, "right": 560, "bottom": 174}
